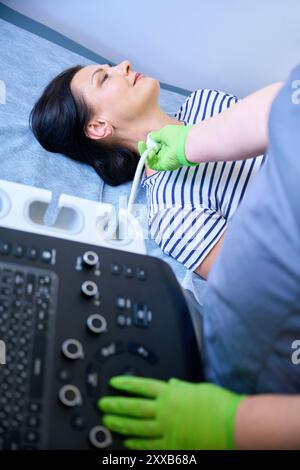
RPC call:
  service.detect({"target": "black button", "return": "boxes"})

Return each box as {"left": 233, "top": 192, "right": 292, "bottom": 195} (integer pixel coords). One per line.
{"left": 13, "top": 244, "right": 26, "bottom": 258}
{"left": 123, "top": 266, "right": 134, "bottom": 278}
{"left": 110, "top": 263, "right": 121, "bottom": 275}
{"left": 25, "top": 274, "right": 35, "bottom": 301}
{"left": 41, "top": 250, "right": 52, "bottom": 263}
{"left": 71, "top": 414, "right": 87, "bottom": 430}
{"left": 25, "top": 431, "right": 39, "bottom": 444}
{"left": 133, "top": 304, "right": 152, "bottom": 328}
{"left": 128, "top": 342, "right": 157, "bottom": 365}
{"left": 36, "top": 322, "right": 46, "bottom": 333}
{"left": 0, "top": 242, "right": 11, "bottom": 255}
{"left": 136, "top": 267, "right": 147, "bottom": 280}
{"left": 1, "top": 286, "right": 13, "bottom": 296}
{"left": 85, "top": 363, "right": 100, "bottom": 397}
{"left": 58, "top": 369, "right": 72, "bottom": 383}
{"left": 37, "top": 310, "right": 48, "bottom": 322}
{"left": 116, "top": 314, "right": 127, "bottom": 328}
{"left": 95, "top": 342, "right": 123, "bottom": 362}
{"left": 14, "top": 272, "right": 24, "bottom": 286}
{"left": 29, "top": 335, "right": 47, "bottom": 399}
{"left": 28, "top": 402, "right": 41, "bottom": 413}
{"left": 28, "top": 248, "right": 38, "bottom": 260}
{"left": 0, "top": 303, "right": 8, "bottom": 314}
{"left": 116, "top": 297, "right": 126, "bottom": 309}
{"left": 14, "top": 287, "right": 24, "bottom": 297}
{"left": 1, "top": 273, "right": 13, "bottom": 284}
{"left": 27, "top": 416, "right": 40, "bottom": 428}
{"left": 38, "top": 275, "right": 51, "bottom": 286}
{"left": 12, "top": 299, "right": 22, "bottom": 309}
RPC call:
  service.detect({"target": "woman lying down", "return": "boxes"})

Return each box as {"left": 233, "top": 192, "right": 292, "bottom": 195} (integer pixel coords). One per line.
{"left": 30, "top": 60, "right": 278, "bottom": 279}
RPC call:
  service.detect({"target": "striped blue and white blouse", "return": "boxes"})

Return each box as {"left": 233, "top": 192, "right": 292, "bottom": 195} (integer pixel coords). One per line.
{"left": 141, "top": 89, "right": 264, "bottom": 271}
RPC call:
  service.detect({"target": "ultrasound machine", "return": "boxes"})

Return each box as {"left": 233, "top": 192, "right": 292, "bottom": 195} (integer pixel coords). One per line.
{"left": 0, "top": 179, "right": 203, "bottom": 450}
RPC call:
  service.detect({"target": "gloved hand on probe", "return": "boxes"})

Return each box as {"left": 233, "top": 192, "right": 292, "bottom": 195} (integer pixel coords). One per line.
{"left": 138, "top": 124, "right": 198, "bottom": 171}
{"left": 98, "top": 375, "right": 245, "bottom": 450}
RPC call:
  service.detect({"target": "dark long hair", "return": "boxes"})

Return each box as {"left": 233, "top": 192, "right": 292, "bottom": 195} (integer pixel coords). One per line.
{"left": 29, "top": 65, "right": 139, "bottom": 186}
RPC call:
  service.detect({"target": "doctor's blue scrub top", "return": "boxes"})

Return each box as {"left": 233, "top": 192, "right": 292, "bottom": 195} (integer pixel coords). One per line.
{"left": 203, "top": 63, "right": 300, "bottom": 394}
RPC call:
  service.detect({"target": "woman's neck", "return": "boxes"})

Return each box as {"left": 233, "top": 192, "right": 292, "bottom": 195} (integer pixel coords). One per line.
{"left": 113, "top": 108, "right": 184, "bottom": 177}
{"left": 116, "top": 108, "right": 183, "bottom": 153}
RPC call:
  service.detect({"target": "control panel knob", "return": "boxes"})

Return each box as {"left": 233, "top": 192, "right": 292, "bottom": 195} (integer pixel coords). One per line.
{"left": 86, "top": 314, "right": 107, "bottom": 334}
{"left": 61, "top": 339, "right": 84, "bottom": 360}
{"left": 81, "top": 280, "right": 98, "bottom": 298}
{"left": 88, "top": 425, "right": 112, "bottom": 449}
{"left": 82, "top": 251, "right": 99, "bottom": 267}
{"left": 58, "top": 385, "right": 82, "bottom": 407}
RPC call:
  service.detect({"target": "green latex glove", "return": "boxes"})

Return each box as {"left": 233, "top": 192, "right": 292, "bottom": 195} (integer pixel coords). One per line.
{"left": 138, "top": 140, "right": 158, "bottom": 161}
{"left": 98, "top": 376, "right": 245, "bottom": 450}
{"left": 138, "top": 125, "right": 198, "bottom": 171}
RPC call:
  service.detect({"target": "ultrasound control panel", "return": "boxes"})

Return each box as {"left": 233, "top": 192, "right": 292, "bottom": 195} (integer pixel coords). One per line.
{"left": 0, "top": 226, "right": 202, "bottom": 450}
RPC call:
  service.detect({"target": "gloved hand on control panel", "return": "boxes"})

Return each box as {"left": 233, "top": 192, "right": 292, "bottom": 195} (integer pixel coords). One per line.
{"left": 98, "top": 375, "right": 245, "bottom": 450}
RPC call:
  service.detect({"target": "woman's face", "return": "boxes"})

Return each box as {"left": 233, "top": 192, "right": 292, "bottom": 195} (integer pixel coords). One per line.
{"left": 70, "top": 60, "right": 160, "bottom": 140}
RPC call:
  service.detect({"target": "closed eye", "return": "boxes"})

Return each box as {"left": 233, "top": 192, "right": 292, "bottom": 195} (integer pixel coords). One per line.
{"left": 102, "top": 73, "right": 108, "bottom": 83}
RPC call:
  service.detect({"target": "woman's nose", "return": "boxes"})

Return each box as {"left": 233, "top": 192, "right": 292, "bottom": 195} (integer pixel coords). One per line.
{"left": 117, "top": 60, "right": 131, "bottom": 76}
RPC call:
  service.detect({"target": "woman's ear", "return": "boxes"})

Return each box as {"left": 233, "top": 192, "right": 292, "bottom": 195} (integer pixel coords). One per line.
{"left": 85, "top": 119, "right": 113, "bottom": 141}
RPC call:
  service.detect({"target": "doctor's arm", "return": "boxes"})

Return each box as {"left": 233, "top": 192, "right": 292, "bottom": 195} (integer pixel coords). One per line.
{"left": 145, "top": 82, "right": 283, "bottom": 170}
{"left": 98, "top": 376, "right": 300, "bottom": 449}
{"left": 235, "top": 393, "right": 300, "bottom": 449}
{"left": 185, "top": 82, "right": 282, "bottom": 164}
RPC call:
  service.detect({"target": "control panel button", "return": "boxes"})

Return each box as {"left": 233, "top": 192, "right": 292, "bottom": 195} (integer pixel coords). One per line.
{"left": 123, "top": 265, "right": 134, "bottom": 278}
{"left": 82, "top": 251, "right": 99, "bottom": 267}
{"left": 81, "top": 280, "right": 98, "bottom": 298}
{"left": 27, "top": 415, "right": 40, "bottom": 428}
{"left": 62, "top": 339, "right": 84, "bottom": 360}
{"left": 38, "top": 275, "right": 51, "bottom": 287}
{"left": 116, "top": 314, "right": 126, "bottom": 328}
{"left": 58, "top": 385, "right": 82, "bottom": 407}
{"left": 0, "top": 241, "right": 11, "bottom": 255}
{"left": 25, "top": 274, "right": 35, "bottom": 301}
{"left": 95, "top": 342, "right": 123, "bottom": 362}
{"left": 25, "top": 430, "right": 40, "bottom": 444}
{"left": 89, "top": 426, "right": 112, "bottom": 449}
{"left": 58, "top": 369, "right": 72, "bottom": 383}
{"left": 28, "top": 402, "right": 41, "bottom": 414}
{"left": 41, "top": 250, "right": 52, "bottom": 263}
{"left": 28, "top": 248, "right": 38, "bottom": 260}
{"left": 128, "top": 342, "right": 157, "bottom": 365}
{"left": 71, "top": 414, "right": 87, "bottom": 430}
{"left": 86, "top": 314, "right": 107, "bottom": 334}
{"left": 85, "top": 363, "right": 100, "bottom": 397}
{"left": 14, "top": 272, "right": 24, "bottom": 286}
{"left": 133, "top": 304, "right": 152, "bottom": 328}
{"left": 116, "top": 314, "right": 131, "bottom": 328}
{"left": 136, "top": 267, "right": 147, "bottom": 280}
{"left": 13, "top": 244, "right": 26, "bottom": 258}
{"left": 116, "top": 297, "right": 126, "bottom": 309}
{"left": 110, "top": 263, "right": 121, "bottom": 275}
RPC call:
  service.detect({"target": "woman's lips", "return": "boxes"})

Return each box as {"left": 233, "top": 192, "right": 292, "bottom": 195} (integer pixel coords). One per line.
{"left": 134, "top": 73, "right": 144, "bottom": 85}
